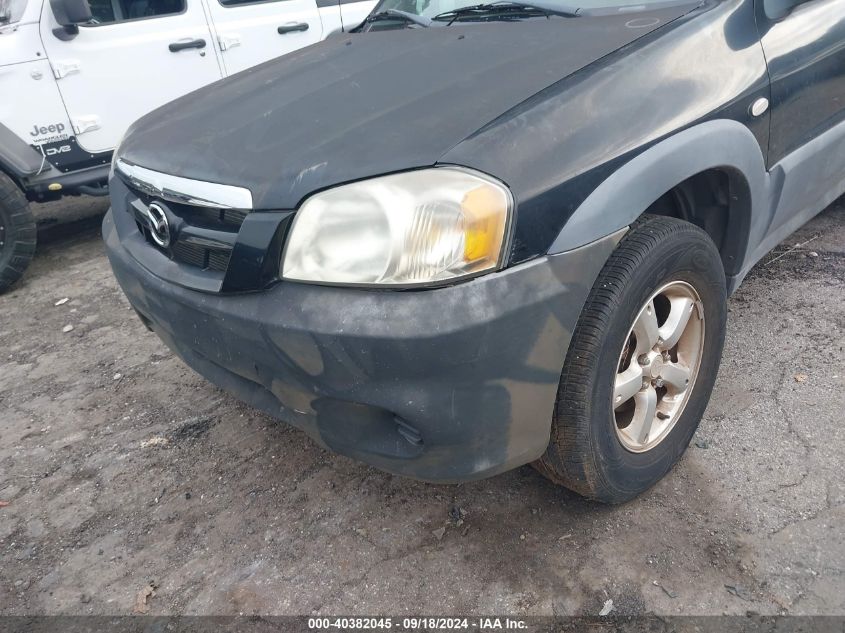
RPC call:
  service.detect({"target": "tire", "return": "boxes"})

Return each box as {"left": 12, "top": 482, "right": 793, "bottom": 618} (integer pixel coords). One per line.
{"left": 0, "top": 171, "right": 37, "bottom": 294}
{"left": 533, "top": 215, "right": 727, "bottom": 503}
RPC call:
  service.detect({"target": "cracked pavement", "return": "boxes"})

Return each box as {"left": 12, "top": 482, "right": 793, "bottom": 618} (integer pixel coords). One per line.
{"left": 0, "top": 197, "right": 842, "bottom": 616}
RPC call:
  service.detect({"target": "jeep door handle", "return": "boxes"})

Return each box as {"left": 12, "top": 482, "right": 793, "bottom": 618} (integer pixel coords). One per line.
{"left": 277, "top": 23, "right": 309, "bottom": 34}
{"left": 169, "top": 38, "right": 207, "bottom": 52}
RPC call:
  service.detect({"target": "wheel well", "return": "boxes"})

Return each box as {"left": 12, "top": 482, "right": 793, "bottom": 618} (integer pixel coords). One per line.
{"left": 643, "top": 168, "right": 751, "bottom": 277}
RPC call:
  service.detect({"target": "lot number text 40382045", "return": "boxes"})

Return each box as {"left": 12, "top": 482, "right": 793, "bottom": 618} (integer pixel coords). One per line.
{"left": 307, "top": 617, "right": 529, "bottom": 630}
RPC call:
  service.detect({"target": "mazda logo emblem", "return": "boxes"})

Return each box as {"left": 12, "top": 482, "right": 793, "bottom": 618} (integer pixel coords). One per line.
{"left": 143, "top": 202, "right": 171, "bottom": 248}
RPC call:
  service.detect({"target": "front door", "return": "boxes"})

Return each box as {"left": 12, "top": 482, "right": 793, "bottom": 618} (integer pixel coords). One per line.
{"left": 757, "top": 0, "right": 845, "bottom": 165}
{"left": 201, "top": 0, "right": 323, "bottom": 77}
{"left": 756, "top": 0, "right": 845, "bottom": 233}
{"left": 40, "top": 0, "right": 224, "bottom": 153}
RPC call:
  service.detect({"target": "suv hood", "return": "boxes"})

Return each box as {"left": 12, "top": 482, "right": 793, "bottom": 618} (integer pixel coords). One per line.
{"left": 119, "top": 7, "right": 692, "bottom": 209}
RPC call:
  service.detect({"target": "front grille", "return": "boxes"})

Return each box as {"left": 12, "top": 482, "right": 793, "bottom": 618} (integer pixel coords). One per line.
{"left": 173, "top": 206, "right": 248, "bottom": 230}
{"left": 208, "top": 249, "right": 232, "bottom": 271}
{"left": 125, "top": 183, "right": 247, "bottom": 275}
{"left": 170, "top": 242, "right": 232, "bottom": 272}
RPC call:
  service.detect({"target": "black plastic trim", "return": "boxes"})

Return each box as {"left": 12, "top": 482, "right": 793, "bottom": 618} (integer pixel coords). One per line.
{"left": 0, "top": 123, "right": 47, "bottom": 177}
{"left": 23, "top": 163, "right": 110, "bottom": 193}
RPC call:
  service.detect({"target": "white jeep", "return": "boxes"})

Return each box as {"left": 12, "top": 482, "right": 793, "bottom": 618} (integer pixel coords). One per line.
{"left": 0, "top": 0, "right": 374, "bottom": 291}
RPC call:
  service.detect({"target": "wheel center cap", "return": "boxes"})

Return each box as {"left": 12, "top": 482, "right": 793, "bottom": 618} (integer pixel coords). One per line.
{"left": 649, "top": 357, "right": 664, "bottom": 379}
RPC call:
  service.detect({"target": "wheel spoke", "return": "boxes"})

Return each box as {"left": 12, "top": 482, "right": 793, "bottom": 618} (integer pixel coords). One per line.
{"left": 658, "top": 296, "right": 694, "bottom": 350}
{"left": 614, "top": 365, "right": 643, "bottom": 408}
{"left": 632, "top": 300, "right": 659, "bottom": 354}
{"left": 660, "top": 361, "right": 691, "bottom": 393}
{"left": 623, "top": 386, "right": 657, "bottom": 446}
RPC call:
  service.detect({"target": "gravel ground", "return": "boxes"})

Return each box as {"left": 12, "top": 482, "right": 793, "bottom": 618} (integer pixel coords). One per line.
{"left": 0, "top": 197, "right": 842, "bottom": 616}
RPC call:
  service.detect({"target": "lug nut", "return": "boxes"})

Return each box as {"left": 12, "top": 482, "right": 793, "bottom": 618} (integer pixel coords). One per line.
{"left": 638, "top": 354, "right": 650, "bottom": 366}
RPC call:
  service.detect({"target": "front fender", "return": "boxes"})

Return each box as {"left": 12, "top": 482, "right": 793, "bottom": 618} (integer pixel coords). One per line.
{"left": 549, "top": 120, "right": 771, "bottom": 282}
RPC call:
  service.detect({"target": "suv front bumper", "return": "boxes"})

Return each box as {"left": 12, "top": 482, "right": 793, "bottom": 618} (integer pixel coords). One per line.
{"left": 104, "top": 208, "right": 618, "bottom": 482}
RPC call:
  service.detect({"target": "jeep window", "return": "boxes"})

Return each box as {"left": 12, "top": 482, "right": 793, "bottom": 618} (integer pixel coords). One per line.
{"left": 217, "top": 0, "right": 280, "bottom": 7}
{"left": 84, "top": 0, "right": 184, "bottom": 25}
{"left": 0, "top": 0, "right": 27, "bottom": 23}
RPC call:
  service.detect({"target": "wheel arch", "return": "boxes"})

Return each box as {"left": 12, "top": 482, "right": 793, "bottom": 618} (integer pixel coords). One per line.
{"left": 0, "top": 122, "right": 45, "bottom": 181}
{"left": 548, "top": 120, "right": 769, "bottom": 290}
{"left": 643, "top": 166, "right": 752, "bottom": 279}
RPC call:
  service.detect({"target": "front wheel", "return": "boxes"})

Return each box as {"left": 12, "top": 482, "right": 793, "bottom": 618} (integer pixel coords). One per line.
{"left": 534, "top": 215, "right": 727, "bottom": 503}
{"left": 0, "top": 171, "right": 37, "bottom": 294}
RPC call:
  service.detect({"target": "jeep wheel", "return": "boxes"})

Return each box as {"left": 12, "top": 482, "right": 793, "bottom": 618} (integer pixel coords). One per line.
{"left": 0, "top": 171, "right": 37, "bottom": 294}
{"left": 534, "top": 216, "right": 727, "bottom": 503}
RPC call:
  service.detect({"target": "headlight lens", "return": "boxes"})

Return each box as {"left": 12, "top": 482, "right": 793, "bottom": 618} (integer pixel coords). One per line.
{"left": 282, "top": 168, "right": 512, "bottom": 286}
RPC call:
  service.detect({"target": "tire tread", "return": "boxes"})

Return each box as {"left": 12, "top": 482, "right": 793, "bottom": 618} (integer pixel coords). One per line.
{"left": 0, "top": 171, "right": 37, "bottom": 293}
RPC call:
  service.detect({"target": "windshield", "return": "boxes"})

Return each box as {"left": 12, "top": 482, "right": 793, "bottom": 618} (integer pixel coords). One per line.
{"left": 371, "top": 0, "right": 676, "bottom": 18}
{"left": 0, "top": 0, "right": 27, "bottom": 23}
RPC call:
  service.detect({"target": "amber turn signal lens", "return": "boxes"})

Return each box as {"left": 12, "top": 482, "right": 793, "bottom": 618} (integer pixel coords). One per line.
{"left": 462, "top": 184, "right": 509, "bottom": 265}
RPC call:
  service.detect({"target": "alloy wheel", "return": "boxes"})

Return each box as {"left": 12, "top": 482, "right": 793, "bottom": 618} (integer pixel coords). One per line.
{"left": 613, "top": 281, "right": 706, "bottom": 453}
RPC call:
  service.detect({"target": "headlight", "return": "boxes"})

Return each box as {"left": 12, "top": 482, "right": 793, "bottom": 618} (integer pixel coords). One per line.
{"left": 281, "top": 168, "right": 512, "bottom": 287}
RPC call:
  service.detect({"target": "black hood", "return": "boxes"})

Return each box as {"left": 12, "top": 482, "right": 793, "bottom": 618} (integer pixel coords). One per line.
{"left": 120, "top": 8, "right": 691, "bottom": 209}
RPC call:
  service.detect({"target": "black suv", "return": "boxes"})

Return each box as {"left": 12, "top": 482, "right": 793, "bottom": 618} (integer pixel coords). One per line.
{"left": 104, "top": 0, "right": 843, "bottom": 502}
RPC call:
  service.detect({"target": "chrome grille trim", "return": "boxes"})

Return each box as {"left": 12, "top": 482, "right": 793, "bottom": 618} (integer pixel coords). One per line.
{"left": 116, "top": 159, "right": 253, "bottom": 209}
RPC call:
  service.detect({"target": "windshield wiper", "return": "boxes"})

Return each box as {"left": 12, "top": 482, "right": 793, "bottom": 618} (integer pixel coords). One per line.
{"left": 433, "top": 0, "right": 579, "bottom": 23}
{"left": 365, "top": 8, "right": 433, "bottom": 27}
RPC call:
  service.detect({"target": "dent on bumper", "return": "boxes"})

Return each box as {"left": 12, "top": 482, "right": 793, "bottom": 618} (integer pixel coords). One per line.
{"left": 103, "top": 209, "right": 619, "bottom": 482}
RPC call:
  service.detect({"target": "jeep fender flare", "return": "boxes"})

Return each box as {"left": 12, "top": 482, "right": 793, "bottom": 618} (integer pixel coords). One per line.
{"left": 0, "top": 122, "right": 47, "bottom": 180}
{"left": 548, "top": 119, "right": 771, "bottom": 287}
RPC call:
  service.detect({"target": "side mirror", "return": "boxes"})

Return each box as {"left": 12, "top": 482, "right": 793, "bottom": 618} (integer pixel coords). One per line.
{"left": 50, "top": 0, "right": 92, "bottom": 40}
